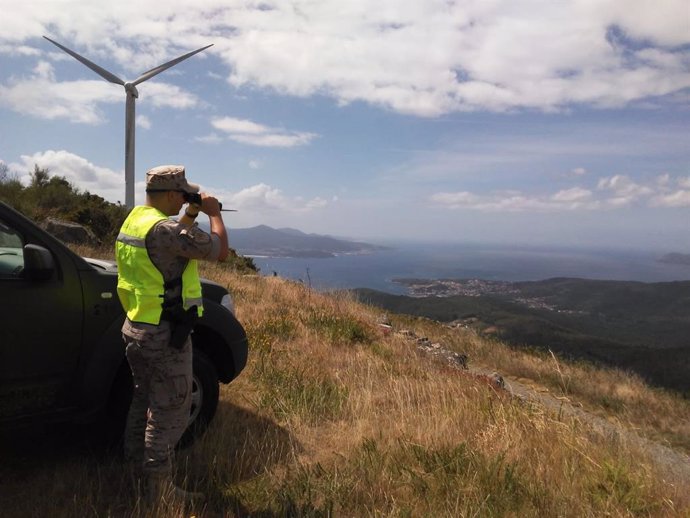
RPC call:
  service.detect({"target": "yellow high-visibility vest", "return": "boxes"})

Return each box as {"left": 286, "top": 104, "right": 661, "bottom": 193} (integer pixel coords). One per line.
{"left": 115, "top": 205, "right": 203, "bottom": 324}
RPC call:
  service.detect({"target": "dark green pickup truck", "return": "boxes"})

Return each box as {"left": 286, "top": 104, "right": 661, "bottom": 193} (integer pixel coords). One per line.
{"left": 0, "top": 201, "right": 248, "bottom": 442}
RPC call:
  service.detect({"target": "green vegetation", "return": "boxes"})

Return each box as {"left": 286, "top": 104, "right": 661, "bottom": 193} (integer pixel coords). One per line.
{"left": 304, "top": 308, "right": 373, "bottom": 345}
{"left": 0, "top": 164, "right": 129, "bottom": 245}
{"left": 253, "top": 356, "right": 349, "bottom": 424}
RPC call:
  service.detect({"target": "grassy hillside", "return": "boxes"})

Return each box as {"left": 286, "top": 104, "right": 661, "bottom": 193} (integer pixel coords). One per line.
{"left": 2, "top": 259, "right": 689, "bottom": 517}
{"left": 354, "top": 280, "right": 690, "bottom": 395}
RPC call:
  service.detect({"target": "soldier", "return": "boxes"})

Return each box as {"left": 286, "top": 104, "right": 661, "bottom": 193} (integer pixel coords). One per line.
{"left": 115, "top": 165, "right": 228, "bottom": 503}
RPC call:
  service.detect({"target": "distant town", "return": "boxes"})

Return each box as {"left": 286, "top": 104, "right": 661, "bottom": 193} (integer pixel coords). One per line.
{"left": 393, "top": 278, "right": 585, "bottom": 314}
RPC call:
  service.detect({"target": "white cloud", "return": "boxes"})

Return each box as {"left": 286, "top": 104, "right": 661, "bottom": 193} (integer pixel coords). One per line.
{"left": 677, "top": 176, "right": 690, "bottom": 189}
{"left": 8, "top": 150, "right": 126, "bottom": 203}
{"left": 0, "top": 43, "right": 41, "bottom": 56}
{"left": 0, "top": 1, "right": 687, "bottom": 117}
{"left": 656, "top": 173, "right": 671, "bottom": 188}
{"left": 218, "top": 1, "right": 690, "bottom": 115}
{"left": 139, "top": 82, "right": 200, "bottom": 109}
{"left": 228, "top": 133, "right": 316, "bottom": 147}
{"left": 136, "top": 115, "right": 151, "bottom": 129}
{"left": 304, "top": 197, "right": 328, "bottom": 210}
{"left": 5, "top": 150, "right": 330, "bottom": 212}
{"left": 570, "top": 167, "right": 587, "bottom": 176}
{"left": 650, "top": 190, "right": 690, "bottom": 208}
{"left": 552, "top": 187, "right": 592, "bottom": 203}
{"left": 0, "top": 75, "right": 119, "bottom": 124}
{"left": 429, "top": 191, "right": 480, "bottom": 209}
{"left": 213, "top": 118, "right": 268, "bottom": 135}
{"left": 430, "top": 190, "right": 594, "bottom": 212}
{"left": 33, "top": 60, "right": 55, "bottom": 80}
{"left": 431, "top": 174, "right": 690, "bottom": 212}
{"left": 211, "top": 117, "right": 318, "bottom": 148}
{"left": 0, "top": 38, "right": 201, "bottom": 124}
{"left": 248, "top": 160, "right": 261, "bottom": 170}
{"left": 222, "top": 182, "right": 328, "bottom": 212}
{"left": 596, "top": 174, "right": 653, "bottom": 206}
{"left": 0, "top": 62, "right": 200, "bottom": 124}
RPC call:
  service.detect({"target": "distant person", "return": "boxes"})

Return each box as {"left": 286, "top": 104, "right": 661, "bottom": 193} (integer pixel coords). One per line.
{"left": 115, "top": 165, "right": 228, "bottom": 503}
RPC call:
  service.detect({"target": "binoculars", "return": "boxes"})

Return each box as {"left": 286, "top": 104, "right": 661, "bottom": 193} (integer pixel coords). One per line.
{"left": 183, "top": 192, "right": 236, "bottom": 212}
{"left": 183, "top": 192, "right": 204, "bottom": 205}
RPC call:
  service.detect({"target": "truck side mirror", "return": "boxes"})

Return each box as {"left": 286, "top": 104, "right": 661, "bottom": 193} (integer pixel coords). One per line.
{"left": 23, "top": 244, "right": 55, "bottom": 281}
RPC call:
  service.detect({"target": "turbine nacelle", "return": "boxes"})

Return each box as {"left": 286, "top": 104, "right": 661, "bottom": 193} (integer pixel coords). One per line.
{"left": 124, "top": 83, "right": 139, "bottom": 98}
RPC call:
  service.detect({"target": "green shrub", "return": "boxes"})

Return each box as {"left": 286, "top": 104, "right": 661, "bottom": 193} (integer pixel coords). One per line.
{"left": 245, "top": 310, "right": 297, "bottom": 353}
{"left": 253, "top": 358, "right": 349, "bottom": 424}
{"left": 303, "top": 309, "right": 371, "bottom": 345}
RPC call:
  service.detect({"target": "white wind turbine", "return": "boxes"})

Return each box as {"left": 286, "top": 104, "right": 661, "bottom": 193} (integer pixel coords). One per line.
{"left": 43, "top": 36, "right": 212, "bottom": 208}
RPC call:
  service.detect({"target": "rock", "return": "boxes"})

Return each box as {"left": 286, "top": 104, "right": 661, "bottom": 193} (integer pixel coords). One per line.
{"left": 452, "top": 353, "right": 469, "bottom": 369}
{"left": 378, "top": 323, "right": 393, "bottom": 335}
{"left": 490, "top": 372, "right": 505, "bottom": 389}
{"left": 42, "top": 218, "right": 98, "bottom": 246}
{"left": 377, "top": 314, "right": 392, "bottom": 326}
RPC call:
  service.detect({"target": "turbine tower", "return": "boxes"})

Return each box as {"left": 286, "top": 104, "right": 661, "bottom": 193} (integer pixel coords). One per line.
{"left": 43, "top": 36, "right": 212, "bottom": 208}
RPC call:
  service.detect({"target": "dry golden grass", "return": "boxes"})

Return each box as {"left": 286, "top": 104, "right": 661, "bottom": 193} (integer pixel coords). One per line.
{"left": 3, "top": 256, "right": 688, "bottom": 517}
{"left": 391, "top": 314, "right": 690, "bottom": 454}
{"left": 186, "top": 267, "right": 690, "bottom": 517}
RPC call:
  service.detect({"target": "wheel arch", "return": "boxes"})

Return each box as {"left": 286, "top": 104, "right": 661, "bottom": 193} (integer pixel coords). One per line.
{"left": 194, "top": 301, "right": 248, "bottom": 384}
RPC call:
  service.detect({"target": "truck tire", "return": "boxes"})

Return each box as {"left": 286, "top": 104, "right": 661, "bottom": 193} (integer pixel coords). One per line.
{"left": 180, "top": 349, "right": 219, "bottom": 446}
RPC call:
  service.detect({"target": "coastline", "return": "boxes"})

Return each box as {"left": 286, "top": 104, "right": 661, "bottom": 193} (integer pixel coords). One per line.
{"left": 246, "top": 242, "right": 690, "bottom": 295}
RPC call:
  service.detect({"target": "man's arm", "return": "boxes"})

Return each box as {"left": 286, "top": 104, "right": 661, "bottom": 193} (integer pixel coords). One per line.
{"left": 181, "top": 193, "right": 229, "bottom": 261}
{"left": 208, "top": 213, "right": 229, "bottom": 261}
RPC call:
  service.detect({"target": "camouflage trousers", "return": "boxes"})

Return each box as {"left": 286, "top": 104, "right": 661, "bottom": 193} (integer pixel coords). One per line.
{"left": 123, "top": 325, "right": 192, "bottom": 475}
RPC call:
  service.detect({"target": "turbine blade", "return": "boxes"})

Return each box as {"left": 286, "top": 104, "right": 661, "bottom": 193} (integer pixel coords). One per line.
{"left": 43, "top": 36, "right": 125, "bottom": 86}
{"left": 131, "top": 44, "right": 213, "bottom": 86}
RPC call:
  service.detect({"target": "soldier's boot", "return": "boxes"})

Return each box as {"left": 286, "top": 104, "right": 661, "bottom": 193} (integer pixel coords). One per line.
{"left": 146, "top": 472, "right": 205, "bottom": 505}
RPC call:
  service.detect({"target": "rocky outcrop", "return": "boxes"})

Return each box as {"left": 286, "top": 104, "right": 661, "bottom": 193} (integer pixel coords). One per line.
{"left": 42, "top": 218, "right": 98, "bottom": 246}
{"left": 392, "top": 327, "right": 470, "bottom": 370}
{"left": 413, "top": 335, "right": 469, "bottom": 369}
{"left": 376, "top": 315, "right": 507, "bottom": 390}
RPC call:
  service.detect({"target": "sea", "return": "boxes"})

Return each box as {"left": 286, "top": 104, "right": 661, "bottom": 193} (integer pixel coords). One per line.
{"left": 249, "top": 242, "right": 690, "bottom": 295}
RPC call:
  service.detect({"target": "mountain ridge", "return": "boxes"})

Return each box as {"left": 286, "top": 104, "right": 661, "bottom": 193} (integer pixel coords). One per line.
{"left": 228, "top": 224, "right": 389, "bottom": 258}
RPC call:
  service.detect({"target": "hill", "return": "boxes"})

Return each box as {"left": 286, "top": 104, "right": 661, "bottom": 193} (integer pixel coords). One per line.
{"left": 229, "top": 224, "right": 388, "bottom": 257}
{"left": 2, "top": 256, "right": 689, "bottom": 517}
{"left": 354, "top": 278, "right": 690, "bottom": 394}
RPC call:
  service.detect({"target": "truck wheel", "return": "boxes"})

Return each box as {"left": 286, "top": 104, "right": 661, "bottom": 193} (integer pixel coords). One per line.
{"left": 180, "top": 349, "right": 219, "bottom": 446}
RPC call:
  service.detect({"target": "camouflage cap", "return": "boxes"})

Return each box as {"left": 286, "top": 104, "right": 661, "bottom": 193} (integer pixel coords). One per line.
{"left": 145, "top": 165, "right": 199, "bottom": 194}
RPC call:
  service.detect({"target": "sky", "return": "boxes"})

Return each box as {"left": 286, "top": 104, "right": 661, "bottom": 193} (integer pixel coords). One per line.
{"left": 0, "top": 0, "right": 688, "bottom": 251}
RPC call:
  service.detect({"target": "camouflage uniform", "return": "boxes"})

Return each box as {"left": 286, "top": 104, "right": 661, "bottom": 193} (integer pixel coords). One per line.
{"left": 122, "top": 216, "right": 219, "bottom": 475}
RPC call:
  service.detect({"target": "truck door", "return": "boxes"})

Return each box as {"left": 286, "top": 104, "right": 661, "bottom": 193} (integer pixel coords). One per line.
{"left": 0, "top": 216, "right": 83, "bottom": 419}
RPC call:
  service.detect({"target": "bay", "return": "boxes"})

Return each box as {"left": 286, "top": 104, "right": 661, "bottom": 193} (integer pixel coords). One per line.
{"left": 248, "top": 242, "right": 690, "bottom": 295}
